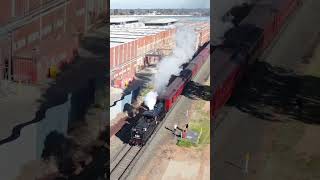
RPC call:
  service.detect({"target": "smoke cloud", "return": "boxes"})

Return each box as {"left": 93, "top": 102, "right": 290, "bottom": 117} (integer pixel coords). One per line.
{"left": 143, "top": 26, "right": 197, "bottom": 110}
{"left": 144, "top": 91, "right": 158, "bottom": 110}
{"left": 153, "top": 27, "right": 197, "bottom": 93}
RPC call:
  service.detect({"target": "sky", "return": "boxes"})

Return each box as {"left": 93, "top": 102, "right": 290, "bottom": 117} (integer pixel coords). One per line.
{"left": 111, "top": 0, "right": 210, "bottom": 9}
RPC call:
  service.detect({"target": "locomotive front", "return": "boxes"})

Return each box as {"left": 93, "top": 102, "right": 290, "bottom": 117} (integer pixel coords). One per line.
{"left": 130, "top": 126, "right": 145, "bottom": 146}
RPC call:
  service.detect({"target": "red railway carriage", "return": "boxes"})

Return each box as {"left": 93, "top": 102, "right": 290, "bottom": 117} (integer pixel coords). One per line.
{"left": 212, "top": 49, "right": 235, "bottom": 117}
{"left": 159, "top": 44, "right": 210, "bottom": 112}
{"left": 158, "top": 77, "right": 186, "bottom": 112}
{"left": 240, "top": 0, "right": 301, "bottom": 51}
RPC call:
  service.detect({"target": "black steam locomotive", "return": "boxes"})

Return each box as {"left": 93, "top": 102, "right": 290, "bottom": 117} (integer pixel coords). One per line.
{"left": 129, "top": 102, "right": 166, "bottom": 146}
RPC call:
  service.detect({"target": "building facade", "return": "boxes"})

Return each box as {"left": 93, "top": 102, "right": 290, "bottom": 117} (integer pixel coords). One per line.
{"left": 0, "top": 0, "right": 108, "bottom": 84}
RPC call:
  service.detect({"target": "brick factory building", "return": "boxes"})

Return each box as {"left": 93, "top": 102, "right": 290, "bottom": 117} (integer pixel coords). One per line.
{"left": 109, "top": 18, "right": 210, "bottom": 89}
{"left": 0, "top": 0, "right": 108, "bottom": 84}
{"left": 110, "top": 18, "right": 177, "bottom": 89}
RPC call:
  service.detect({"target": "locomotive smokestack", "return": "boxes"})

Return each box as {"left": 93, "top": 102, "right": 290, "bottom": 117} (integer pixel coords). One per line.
{"left": 144, "top": 91, "right": 158, "bottom": 110}
{"left": 153, "top": 27, "right": 197, "bottom": 93}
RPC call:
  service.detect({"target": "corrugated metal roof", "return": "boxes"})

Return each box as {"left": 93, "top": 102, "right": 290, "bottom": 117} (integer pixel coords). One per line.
{"left": 110, "top": 42, "right": 123, "bottom": 48}
{"left": 109, "top": 24, "right": 176, "bottom": 48}
{"left": 110, "top": 34, "right": 142, "bottom": 39}
{"left": 110, "top": 38, "right": 135, "bottom": 43}
{"left": 144, "top": 18, "right": 178, "bottom": 24}
{"left": 110, "top": 17, "right": 139, "bottom": 23}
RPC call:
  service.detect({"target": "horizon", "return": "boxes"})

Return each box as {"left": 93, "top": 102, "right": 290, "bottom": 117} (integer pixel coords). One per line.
{"left": 110, "top": 8, "right": 210, "bottom": 10}
{"left": 111, "top": 0, "right": 209, "bottom": 9}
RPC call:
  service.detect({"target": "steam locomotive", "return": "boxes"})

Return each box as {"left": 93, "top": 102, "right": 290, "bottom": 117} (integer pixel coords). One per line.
{"left": 130, "top": 43, "right": 211, "bottom": 146}
{"left": 129, "top": 102, "right": 166, "bottom": 146}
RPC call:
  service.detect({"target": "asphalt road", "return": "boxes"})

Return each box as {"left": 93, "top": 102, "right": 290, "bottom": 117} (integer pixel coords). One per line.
{"left": 213, "top": 0, "right": 320, "bottom": 179}
{"left": 126, "top": 56, "right": 210, "bottom": 180}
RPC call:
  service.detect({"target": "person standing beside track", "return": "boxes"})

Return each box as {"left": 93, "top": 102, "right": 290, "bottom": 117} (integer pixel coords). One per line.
{"left": 173, "top": 124, "right": 177, "bottom": 136}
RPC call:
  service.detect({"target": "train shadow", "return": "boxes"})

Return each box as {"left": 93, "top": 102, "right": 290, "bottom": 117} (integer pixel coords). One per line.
{"left": 227, "top": 61, "right": 320, "bottom": 124}
{"left": 183, "top": 81, "right": 211, "bottom": 101}
{"left": 114, "top": 107, "right": 145, "bottom": 144}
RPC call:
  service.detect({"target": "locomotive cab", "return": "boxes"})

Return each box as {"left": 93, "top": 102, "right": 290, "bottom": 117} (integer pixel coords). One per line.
{"left": 143, "top": 102, "right": 166, "bottom": 122}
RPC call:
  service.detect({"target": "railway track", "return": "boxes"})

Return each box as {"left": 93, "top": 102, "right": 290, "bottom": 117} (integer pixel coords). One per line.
{"left": 110, "top": 145, "right": 142, "bottom": 180}
{"left": 110, "top": 113, "right": 168, "bottom": 180}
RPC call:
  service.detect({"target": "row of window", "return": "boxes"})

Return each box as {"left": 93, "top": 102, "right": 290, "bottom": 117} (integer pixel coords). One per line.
{"left": 13, "top": 18, "right": 65, "bottom": 51}
{"left": 111, "top": 38, "right": 172, "bottom": 68}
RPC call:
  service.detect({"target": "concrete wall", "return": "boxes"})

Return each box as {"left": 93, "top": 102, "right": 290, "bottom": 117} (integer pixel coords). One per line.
{"left": 36, "top": 94, "right": 70, "bottom": 158}
{"left": 110, "top": 87, "right": 140, "bottom": 122}
{"left": 0, "top": 94, "right": 71, "bottom": 180}
{"left": 0, "top": 122, "right": 37, "bottom": 180}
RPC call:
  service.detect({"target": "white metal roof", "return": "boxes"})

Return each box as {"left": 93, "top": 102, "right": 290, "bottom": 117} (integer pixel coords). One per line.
{"left": 110, "top": 38, "right": 136, "bottom": 44}
{"left": 144, "top": 18, "right": 178, "bottom": 24}
{"left": 110, "top": 42, "right": 123, "bottom": 48}
{"left": 110, "top": 34, "right": 142, "bottom": 39}
{"left": 110, "top": 17, "right": 139, "bottom": 23}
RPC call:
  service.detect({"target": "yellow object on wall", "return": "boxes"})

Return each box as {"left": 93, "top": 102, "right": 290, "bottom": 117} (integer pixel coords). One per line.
{"left": 49, "top": 66, "right": 58, "bottom": 79}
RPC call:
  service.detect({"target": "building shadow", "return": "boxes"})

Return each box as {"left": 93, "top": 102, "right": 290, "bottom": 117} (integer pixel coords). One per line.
{"left": 183, "top": 80, "right": 211, "bottom": 101}
{"left": 226, "top": 61, "right": 320, "bottom": 124}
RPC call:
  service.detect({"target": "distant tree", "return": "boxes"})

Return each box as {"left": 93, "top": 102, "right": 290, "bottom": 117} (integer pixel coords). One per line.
{"left": 114, "top": 9, "right": 118, "bottom": 15}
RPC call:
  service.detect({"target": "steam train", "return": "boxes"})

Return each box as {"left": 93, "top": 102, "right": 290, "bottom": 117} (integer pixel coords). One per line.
{"left": 211, "top": 0, "right": 302, "bottom": 118}
{"left": 130, "top": 43, "right": 211, "bottom": 146}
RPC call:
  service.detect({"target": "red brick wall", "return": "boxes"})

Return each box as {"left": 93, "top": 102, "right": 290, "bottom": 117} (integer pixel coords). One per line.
{"left": 0, "top": 0, "right": 12, "bottom": 25}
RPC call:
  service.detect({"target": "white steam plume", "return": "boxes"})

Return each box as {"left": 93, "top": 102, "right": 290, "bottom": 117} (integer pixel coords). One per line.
{"left": 153, "top": 27, "right": 197, "bottom": 93}
{"left": 144, "top": 91, "right": 158, "bottom": 110}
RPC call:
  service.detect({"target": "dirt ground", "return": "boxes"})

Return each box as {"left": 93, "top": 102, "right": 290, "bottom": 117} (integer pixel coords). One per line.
{"left": 249, "top": 29, "right": 320, "bottom": 180}
{"left": 136, "top": 144, "right": 210, "bottom": 180}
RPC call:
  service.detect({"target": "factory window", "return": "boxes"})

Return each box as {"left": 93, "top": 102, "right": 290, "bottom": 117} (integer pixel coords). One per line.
{"left": 28, "top": 32, "right": 39, "bottom": 44}
{"left": 76, "top": 8, "right": 85, "bottom": 16}
{"left": 54, "top": 19, "right": 64, "bottom": 29}
{"left": 16, "top": 38, "right": 26, "bottom": 50}
{"left": 42, "top": 25, "right": 52, "bottom": 37}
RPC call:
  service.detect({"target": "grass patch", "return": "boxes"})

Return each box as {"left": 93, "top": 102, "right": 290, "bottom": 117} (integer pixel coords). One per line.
{"left": 190, "top": 121, "right": 210, "bottom": 145}
{"left": 189, "top": 101, "right": 210, "bottom": 145}
{"left": 176, "top": 138, "right": 194, "bottom": 147}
